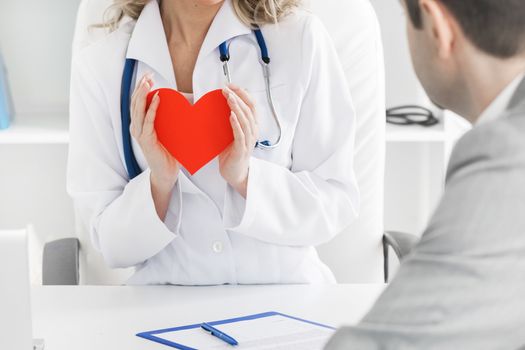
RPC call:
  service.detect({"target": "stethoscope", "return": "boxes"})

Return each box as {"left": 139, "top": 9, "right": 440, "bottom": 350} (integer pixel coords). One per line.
{"left": 386, "top": 105, "right": 439, "bottom": 127}
{"left": 121, "top": 28, "right": 282, "bottom": 179}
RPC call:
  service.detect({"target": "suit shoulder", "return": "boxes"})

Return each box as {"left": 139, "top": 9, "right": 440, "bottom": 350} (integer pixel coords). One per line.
{"left": 456, "top": 113, "right": 525, "bottom": 157}
{"left": 447, "top": 113, "right": 525, "bottom": 180}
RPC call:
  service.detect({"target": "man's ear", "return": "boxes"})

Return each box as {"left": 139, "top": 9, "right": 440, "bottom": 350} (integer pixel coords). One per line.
{"left": 419, "top": 0, "right": 455, "bottom": 59}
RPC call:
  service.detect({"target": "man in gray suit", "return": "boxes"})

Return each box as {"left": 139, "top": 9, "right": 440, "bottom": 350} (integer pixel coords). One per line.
{"left": 326, "top": 0, "right": 525, "bottom": 349}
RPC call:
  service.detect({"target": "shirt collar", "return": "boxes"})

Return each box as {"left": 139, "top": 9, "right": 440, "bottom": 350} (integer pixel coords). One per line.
{"left": 507, "top": 75, "right": 525, "bottom": 112}
{"left": 198, "top": 0, "right": 252, "bottom": 59}
{"left": 477, "top": 73, "right": 525, "bottom": 126}
{"left": 126, "top": 0, "right": 251, "bottom": 87}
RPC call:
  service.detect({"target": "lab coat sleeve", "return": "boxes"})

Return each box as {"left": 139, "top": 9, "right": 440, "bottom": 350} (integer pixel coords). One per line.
{"left": 223, "top": 16, "right": 360, "bottom": 246}
{"left": 67, "top": 56, "right": 181, "bottom": 269}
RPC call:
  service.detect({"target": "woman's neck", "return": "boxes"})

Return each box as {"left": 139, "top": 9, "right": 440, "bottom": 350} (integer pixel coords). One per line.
{"left": 160, "top": 0, "right": 224, "bottom": 48}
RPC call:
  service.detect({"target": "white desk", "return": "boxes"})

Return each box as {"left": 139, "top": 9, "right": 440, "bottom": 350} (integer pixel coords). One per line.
{"left": 32, "top": 284, "right": 384, "bottom": 349}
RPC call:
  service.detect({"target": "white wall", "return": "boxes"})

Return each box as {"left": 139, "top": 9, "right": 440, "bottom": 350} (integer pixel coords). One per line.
{"left": 0, "top": 0, "right": 80, "bottom": 115}
{"left": 0, "top": 145, "right": 74, "bottom": 240}
{"left": 369, "top": 0, "right": 428, "bottom": 108}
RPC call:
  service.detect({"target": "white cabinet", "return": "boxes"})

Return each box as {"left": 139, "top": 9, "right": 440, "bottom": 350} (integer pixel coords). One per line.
{"left": 385, "top": 113, "right": 470, "bottom": 237}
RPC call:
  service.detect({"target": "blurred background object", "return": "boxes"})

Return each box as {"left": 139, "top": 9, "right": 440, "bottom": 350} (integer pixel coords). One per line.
{"left": 0, "top": 48, "right": 14, "bottom": 130}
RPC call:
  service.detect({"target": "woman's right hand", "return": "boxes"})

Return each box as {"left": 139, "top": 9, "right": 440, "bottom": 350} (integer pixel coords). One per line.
{"left": 130, "top": 74, "right": 180, "bottom": 193}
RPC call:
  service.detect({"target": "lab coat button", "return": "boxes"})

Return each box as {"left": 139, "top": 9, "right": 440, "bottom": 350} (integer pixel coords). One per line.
{"left": 212, "top": 241, "right": 223, "bottom": 253}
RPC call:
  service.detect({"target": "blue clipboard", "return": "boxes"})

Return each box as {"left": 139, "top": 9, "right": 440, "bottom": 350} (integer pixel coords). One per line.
{"left": 136, "top": 311, "right": 335, "bottom": 349}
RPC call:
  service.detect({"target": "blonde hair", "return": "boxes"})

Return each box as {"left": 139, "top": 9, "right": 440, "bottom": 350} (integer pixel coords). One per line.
{"left": 101, "top": 0, "right": 301, "bottom": 30}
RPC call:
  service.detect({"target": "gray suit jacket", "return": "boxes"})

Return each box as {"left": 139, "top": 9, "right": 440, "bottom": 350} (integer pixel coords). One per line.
{"left": 326, "top": 78, "right": 525, "bottom": 350}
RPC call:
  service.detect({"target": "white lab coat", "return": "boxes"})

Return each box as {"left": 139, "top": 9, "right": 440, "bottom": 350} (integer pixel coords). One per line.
{"left": 67, "top": 0, "right": 359, "bottom": 285}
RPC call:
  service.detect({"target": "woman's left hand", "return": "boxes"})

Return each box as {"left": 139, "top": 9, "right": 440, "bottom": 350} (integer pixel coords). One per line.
{"left": 219, "top": 84, "right": 259, "bottom": 198}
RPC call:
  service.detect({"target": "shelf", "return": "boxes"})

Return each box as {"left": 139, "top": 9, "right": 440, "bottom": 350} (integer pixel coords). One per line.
{"left": 386, "top": 122, "right": 446, "bottom": 143}
{"left": 0, "top": 114, "right": 69, "bottom": 144}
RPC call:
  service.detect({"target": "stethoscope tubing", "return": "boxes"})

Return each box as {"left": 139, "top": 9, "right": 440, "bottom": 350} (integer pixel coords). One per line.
{"left": 220, "top": 28, "right": 282, "bottom": 150}
{"left": 121, "top": 58, "right": 142, "bottom": 179}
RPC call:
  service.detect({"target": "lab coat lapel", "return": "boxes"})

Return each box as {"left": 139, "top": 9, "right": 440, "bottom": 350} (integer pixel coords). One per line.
{"left": 126, "top": 0, "right": 177, "bottom": 88}
{"left": 199, "top": 0, "right": 252, "bottom": 60}
{"left": 126, "top": 0, "right": 251, "bottom": 97}
{"left": 193, "top": 0, "right": 252, "bottom": 99}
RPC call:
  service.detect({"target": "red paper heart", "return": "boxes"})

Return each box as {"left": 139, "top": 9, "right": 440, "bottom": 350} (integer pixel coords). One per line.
{"left": 146, "top": 88, "right": 233, "bottom": 175}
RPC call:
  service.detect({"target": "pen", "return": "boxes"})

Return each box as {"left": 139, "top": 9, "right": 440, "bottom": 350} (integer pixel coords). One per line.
{"left": 200, "top": 322, "right": 239, "bottom": 346}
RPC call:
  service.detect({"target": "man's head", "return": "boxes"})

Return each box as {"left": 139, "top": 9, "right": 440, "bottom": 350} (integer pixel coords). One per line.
{"left": 402, "top": 0, "right": 525, "bottom": 119}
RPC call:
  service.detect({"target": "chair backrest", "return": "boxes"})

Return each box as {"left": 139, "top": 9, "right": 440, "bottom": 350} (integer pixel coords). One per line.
{"left": 72, "top": 0, "right": 385, "bottom": 284}
{"left": 72, "top": 0, "right": 114, "bottom": 54}
{"left": 309, "top": 0, "right": 385, "bottom": 283}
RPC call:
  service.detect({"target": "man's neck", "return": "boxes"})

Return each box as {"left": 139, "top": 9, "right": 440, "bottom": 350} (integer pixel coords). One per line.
{"left": 160, "top": 0, "right": 224, "bottom": 48}
{"left": 460, "top": 55, "right": 525, "bottom": 123}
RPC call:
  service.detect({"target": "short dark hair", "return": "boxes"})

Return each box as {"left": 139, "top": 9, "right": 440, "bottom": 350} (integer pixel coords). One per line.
{"left": 404, "top": 0, "right": 525, "bottom": 58}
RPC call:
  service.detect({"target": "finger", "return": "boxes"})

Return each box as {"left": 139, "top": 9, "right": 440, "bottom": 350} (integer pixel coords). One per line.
{"left": 131, "top": 79, "right": 152, "bottom": 136}
{"left": 240, "top": 101, "right": 257, "bottom": 141}
{"left": 130, "top": 86, "right": 145, "bottom": 139}
{"left": 221, "top": 86, "right": 231, "bottom": 99}
{"left": 227, "top": 84, "right": 256, "bottom": 113}
{"left": 227, "top": 91, "right": 252, "bottom": 139}
{"left": 130, "top": 77, "right": 143, "bottom": 115}
{"left": 232, "top": 90, "right": 254, "bottom": 129}
{"left": 131, "top": 75, "right": 150, "bottom": 114}
{"left": 226, "top": 86, "right": 258, "bottom": 137}
{"left": 227, "top": 91, "right": 247, "bottom": 131}
{"left": 231, "top": 91, "right": 257, "bottom": 145}
{"left": 134, "top": 79, "right": 152, "bottom": 121}
{"left": 238, "top": 102, "right": 257, "bottom": 146}
{"left": 133, "top": 73, "right": 154, "bottom": 114}
{"left": 142, "top": 91, "right": 160, "bottom": 137}
{"left": 230, "top": 112, "right": 246, "bottom": 149}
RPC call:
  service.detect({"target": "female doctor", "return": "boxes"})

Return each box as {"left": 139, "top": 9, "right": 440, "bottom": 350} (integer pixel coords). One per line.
{"left": 68, "top": 0, "right": 360, "bottom": 285}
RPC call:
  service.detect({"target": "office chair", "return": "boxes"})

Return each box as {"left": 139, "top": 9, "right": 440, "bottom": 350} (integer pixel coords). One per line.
{"left": 42, "top": 238, "right": 80, "bottom": 285}
{"left": 43, "top": 0, "right": 419, "bottom": 285}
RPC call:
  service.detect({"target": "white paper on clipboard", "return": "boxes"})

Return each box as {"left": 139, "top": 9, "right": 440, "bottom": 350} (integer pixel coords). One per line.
{"left": 156, "top": 313, "right": 335, "bottom": 349}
